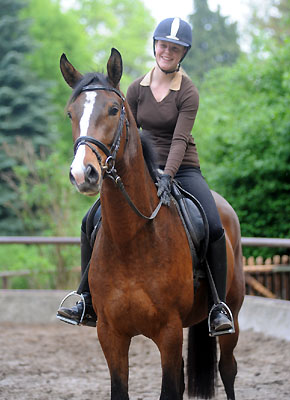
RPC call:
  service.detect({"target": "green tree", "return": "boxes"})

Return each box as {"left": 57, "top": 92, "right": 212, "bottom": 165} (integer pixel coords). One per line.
{"left": 195, "top": 40, "right": 290, "bottom": 255}
{"left": 72, "top": 0, "right": 155, "bottom": 88}
{"left": 21, "top": 0, "right": 154, "bottom": 155}
{"left": 183, "top": 0, "right": 241, "bottom": 85}
{"left": 249, "top": 0, "right": 290, "bottom": 46}
{"left": 0, "top": 0, "right": 55, "bottom": 234}
{"left": 20, "top": 0, "right": 95, "bottom": 158}
{"left": 1, "top": 138, "right": 91, "bottom": 287}
{"left": 1, "top": 0, "right": 154, "bottom": 233}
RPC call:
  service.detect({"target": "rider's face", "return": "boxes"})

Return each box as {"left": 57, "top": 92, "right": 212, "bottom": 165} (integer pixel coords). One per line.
{"left": 155, "top": 40, "right": 186, "bottom": 71}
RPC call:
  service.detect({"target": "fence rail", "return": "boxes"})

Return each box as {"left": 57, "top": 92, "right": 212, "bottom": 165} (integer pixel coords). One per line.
{"left": 0, "top": 236, "right": 80, "bottom": 245}
{"left": 1, "top": 236, "right": 289, "bottom": 298}
{"left": 241, "top": 237, "right": 290, "bottom": 248}
{"left": 1, "top": 236, "right": 290, "bottom": 247}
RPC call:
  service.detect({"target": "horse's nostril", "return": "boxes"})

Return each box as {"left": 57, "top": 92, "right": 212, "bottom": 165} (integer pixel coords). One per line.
{"left": 69, "top": 171, "right": 76, "bottom": 185}
{"left": 85, "top": 164, "right": 99, "bottom": 184}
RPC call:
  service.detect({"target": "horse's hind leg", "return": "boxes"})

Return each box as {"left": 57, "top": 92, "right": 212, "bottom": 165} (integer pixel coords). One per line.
{"left": 179, "top": 357, "right": 185, "bottom": 398}
{"left": 218, "top": 321, "right": 239, "bottom": 400}
{"left": 154, "top": 320, "right": 184, "bottom": 400}
{"left": 97, "top": 323, "right": 131, "bottom": 400}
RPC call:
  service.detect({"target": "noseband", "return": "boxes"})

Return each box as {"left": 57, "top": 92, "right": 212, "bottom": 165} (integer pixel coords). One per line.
{"left": 73, "top": 84, "right": 162, "bottom": 221}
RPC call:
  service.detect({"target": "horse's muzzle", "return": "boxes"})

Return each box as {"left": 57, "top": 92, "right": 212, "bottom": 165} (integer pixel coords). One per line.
{"left": 70, "top": 164, "right": 101, "bottom": 196}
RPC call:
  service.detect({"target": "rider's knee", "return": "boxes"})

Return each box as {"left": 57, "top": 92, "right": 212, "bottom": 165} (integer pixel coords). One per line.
{"left": 209, "top": 225, "right": 224, "bottom": 244}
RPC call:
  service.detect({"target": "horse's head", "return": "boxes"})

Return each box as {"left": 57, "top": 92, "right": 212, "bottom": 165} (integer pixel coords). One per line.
{"left": 60, "top": 49, "right": 126, "bottom": 196}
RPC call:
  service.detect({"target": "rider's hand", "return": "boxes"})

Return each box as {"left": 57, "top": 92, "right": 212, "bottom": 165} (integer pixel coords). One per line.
{"left": 157, "top": 174, "right": 172, "bottom": 206}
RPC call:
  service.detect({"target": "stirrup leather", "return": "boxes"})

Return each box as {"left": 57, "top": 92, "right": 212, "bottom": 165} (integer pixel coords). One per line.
{"left": 208, "top": 301, "right": 235, "bottom": 337}
{"left": 56, "top": 291, "right": 86, "bottom": 326}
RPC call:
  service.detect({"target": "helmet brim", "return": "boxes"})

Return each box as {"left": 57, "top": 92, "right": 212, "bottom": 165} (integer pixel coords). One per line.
{"left": 154, "top": 36, "right": 191, "bottom": 48}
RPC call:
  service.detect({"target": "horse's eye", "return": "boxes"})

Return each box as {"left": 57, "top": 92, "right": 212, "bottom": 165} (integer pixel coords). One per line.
{"left": 109, "top": 106, "right": 119, "bottom": 116}
{"left": 67, "top": 111, "right": 72, "bottom": 120}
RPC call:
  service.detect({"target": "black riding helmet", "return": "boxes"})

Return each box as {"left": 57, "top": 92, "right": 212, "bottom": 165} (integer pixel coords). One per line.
{"left": 153, "top": 17, "right": 192, "bottom": 66}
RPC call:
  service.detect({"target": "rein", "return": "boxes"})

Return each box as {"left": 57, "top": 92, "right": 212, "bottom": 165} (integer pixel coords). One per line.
{"left": 74, "top": 84, "right": 162, "bottom": 221}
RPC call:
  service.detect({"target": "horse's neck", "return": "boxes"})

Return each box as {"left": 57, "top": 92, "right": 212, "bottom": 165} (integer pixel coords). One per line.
{"left": 100, "top": 128, "right": 157, "bottom": 245}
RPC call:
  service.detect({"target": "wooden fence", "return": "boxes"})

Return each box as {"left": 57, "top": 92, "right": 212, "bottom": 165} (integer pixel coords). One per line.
{"left": 240, "top": 237, "right": 290, "bottom": 300}
{"left": 0, "top": 236, "right": 289, "bottom": 299}
{"left": 244, "top": 254, "right": 290, "bottom": 300}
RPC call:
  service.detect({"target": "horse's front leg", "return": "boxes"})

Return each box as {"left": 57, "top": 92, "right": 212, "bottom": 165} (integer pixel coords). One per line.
{"left": 154, "top": 319, "right": 184, "bottom": 400}
{"left": 97, "top": 322, "right": 131, "bottom": 400}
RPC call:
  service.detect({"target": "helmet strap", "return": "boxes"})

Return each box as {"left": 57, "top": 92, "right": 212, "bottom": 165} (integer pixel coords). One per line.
{"left": 156, "top": 61, "right": 180, "bottom": 75}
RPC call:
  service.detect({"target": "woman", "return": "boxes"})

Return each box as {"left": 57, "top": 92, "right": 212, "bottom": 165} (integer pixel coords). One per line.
{"left": 57, "top": 17, "right": 233, "bottom": 336}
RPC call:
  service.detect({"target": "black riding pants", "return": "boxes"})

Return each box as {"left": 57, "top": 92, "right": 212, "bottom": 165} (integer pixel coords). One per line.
{"left": 174, "top": 166, "right": 223, "bottom": 243}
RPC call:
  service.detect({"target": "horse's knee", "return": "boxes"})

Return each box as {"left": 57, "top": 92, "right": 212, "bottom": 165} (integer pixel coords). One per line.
{"left": 153, "top": 322, "right": 184, "bottom": 398}
{"left": 154, "top": 322, "right": 183, "bottom": 361}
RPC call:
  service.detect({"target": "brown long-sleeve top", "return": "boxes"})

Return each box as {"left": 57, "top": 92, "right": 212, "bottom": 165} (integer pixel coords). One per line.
{"left": 126, "top": 68, "right": 200, "bottom": 178}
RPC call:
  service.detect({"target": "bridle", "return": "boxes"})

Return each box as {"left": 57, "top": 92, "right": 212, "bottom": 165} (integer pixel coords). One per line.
{"left": 74, "top": 84, "right": 128, "bottom": 174}
{"left": 73, "top": 84, "right": 162, "bottom": 220}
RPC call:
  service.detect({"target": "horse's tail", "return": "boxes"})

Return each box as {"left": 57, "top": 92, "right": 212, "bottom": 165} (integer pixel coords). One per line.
{"left": 187, "top": 319, "right": 217, "bottom": 399}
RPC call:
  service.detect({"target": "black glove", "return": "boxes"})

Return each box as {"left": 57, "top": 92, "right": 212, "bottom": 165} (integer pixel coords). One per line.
{"left": 157, "top": 174, "right": 172, "bottom": 206}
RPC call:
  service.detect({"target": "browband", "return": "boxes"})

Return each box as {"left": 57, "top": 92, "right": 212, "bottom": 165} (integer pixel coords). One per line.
{"left": 81, "top": 85, "right": 125, "bottom": 101}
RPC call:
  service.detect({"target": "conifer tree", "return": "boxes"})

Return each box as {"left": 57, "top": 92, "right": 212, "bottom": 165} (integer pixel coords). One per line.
{"left": 183, "top": 0, "right": 241, "bottom": 85}
{"left": 0, "top": 0, "right": 54, "bottom": 234}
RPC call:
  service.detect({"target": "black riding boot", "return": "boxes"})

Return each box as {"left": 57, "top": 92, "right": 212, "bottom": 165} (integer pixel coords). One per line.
{"left": 207, "top": 231, "right": 234, "bottom": 336}
{"left": 56, "top": 230, "right": 97, "bottom": 327}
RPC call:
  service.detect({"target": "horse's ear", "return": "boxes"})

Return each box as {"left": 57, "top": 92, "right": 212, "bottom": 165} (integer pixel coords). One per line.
{"left": 107, "top": 48, "right": 123, "bottom": 88}
{"left": 60, "top": 53, "right": 83, "bottom": 88}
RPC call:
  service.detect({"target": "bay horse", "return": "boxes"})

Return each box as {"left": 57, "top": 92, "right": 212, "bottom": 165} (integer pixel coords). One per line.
{"left": 60, "top": 48, "right": 245, "bottom": 400}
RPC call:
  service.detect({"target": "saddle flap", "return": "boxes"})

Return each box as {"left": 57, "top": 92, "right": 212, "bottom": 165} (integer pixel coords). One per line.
{"left": 171, "top": 182, "right": 209, "bottom": 260}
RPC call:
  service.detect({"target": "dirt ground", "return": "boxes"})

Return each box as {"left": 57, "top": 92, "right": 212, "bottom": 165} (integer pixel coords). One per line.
{"left": 0, "top": 322, "right": 289, "bottom": 400}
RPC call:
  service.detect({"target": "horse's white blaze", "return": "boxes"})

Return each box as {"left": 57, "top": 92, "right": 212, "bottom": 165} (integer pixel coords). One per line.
{"left": 71, "top": 92, "right": 97, "bottom": 182}
{"left": 79, "top": 92, "right": 97, "bottom": 136}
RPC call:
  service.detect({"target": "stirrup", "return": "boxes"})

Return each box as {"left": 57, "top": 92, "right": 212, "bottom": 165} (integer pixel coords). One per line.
{"left": 56, "top": 291, "right": 85, "bottom": 326}
{"left": 208, "top": 301, "right": 235, "bottom": 337}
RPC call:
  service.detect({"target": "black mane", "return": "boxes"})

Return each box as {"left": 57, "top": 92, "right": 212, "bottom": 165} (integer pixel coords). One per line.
{"left": 139, "top": 131, "right": 160, "bottom": 183}
{"left": 68, "top": 72, "right": 109, "bottom": 105}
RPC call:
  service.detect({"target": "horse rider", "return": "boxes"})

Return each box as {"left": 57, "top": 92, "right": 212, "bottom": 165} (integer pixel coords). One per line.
{"left": 57, "top": 17, "right": 234, "bottom": 336}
